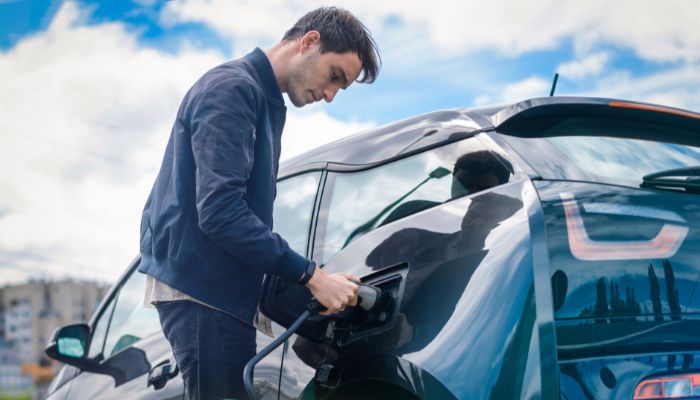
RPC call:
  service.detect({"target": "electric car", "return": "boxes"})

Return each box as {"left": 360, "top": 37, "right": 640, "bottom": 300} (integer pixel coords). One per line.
{"left": 45, "top": 97, "right": 700, "bottom": 400}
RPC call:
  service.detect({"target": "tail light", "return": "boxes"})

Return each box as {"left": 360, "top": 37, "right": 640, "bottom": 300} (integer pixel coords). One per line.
{"left": 559, "top": 192, "right": 688, "bottom": 261}
{"left": 634, "top": 373, "right": 700, "bottom": 399}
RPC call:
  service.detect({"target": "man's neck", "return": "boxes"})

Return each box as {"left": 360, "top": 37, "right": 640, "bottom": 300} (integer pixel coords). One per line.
{"left": 265, "top": 43, "right": 296, "bottom": 94}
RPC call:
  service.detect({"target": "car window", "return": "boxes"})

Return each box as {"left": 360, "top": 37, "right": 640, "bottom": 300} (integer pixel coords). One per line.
{"left": 273, "top": 172, "right": 321, "bottom": 255}
{"left": 549, "top": 136, "right": 700, "bottom": 182}
{"left": 101, "top": 269, "right": 161, "bottom": 358}
{"left": 317, "top": 138, "right": 513, "bottom": 263}
{"left": 87, "top": 299, "right": 115, "bottom": 359}
{"left": 502, "top": 135, "right": 700, "bottom": 187}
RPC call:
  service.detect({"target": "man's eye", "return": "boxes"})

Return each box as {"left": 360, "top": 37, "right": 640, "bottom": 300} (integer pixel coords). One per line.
{"left": 331, "top": 73, "right": 338, "bottom": 81}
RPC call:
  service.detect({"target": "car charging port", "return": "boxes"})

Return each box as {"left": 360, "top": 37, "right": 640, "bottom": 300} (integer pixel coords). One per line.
{"left": 244, "top": 274, "right": 402, "bottom": 400}
{"left": 330, "top": 274, "right": 402, "bottom": 347}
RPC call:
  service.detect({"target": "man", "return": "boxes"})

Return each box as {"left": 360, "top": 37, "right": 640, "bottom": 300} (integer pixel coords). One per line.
{"left": 138, "top": 7, "right": 380, "bottom": 399}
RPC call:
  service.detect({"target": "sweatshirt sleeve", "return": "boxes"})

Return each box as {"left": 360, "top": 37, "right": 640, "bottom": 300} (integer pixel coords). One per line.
{"left": 190, "top": 77, "right": 309, "bottom": 283}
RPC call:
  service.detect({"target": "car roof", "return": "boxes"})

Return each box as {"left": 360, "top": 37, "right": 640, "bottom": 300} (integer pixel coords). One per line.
{"left": 280, "top": 109, "right": 485, "bottom": 175}
{"left": 280, "top": 96, "right": 700, "bottom": 176}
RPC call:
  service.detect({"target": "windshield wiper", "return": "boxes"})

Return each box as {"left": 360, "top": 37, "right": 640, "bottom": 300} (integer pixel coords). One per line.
{"left": 641, "top": 166, "right": 700, "bottom": 194}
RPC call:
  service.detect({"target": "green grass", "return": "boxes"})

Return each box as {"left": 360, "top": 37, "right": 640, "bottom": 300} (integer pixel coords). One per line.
{"left": 0, "top": 392, "right": 32, "bottom": 400}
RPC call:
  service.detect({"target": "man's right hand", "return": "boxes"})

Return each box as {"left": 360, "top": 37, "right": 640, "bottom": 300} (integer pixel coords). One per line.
{"left": 305, "top": 266, "right": 359, "bottom": 316}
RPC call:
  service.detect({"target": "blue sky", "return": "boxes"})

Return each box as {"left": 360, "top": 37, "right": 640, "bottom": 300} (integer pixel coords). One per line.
{"left": 1, "top": 0, "right": 699, "bottom": 283}
{"left": 4, "top": 0, "right": 697, "bottom": 122}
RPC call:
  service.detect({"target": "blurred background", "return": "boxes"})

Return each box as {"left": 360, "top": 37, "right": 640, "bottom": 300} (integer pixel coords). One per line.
{"left": 1, "top": 0, "right": 699, "bottom": 397}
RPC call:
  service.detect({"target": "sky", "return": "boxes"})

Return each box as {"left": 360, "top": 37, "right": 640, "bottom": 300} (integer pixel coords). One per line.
{"left": 1, "top": 0, "right": 699, "bottom": 285}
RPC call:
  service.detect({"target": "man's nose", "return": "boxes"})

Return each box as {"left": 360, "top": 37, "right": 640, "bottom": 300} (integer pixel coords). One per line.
{"left": 323, "top": 86, "right": 339, "bottom": 103}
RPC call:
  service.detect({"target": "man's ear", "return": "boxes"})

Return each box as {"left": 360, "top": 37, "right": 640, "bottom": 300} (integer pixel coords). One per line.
{"left": 299, "top": 31, "right": 321, "bottom": 53}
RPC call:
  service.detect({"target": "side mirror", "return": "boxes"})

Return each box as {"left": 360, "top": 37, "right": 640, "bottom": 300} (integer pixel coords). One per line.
{"left": 45, "top": 323, "right": 152, "bottom": 385}
{"left": 45, "top": 323, "right": 99, "bottom": 371}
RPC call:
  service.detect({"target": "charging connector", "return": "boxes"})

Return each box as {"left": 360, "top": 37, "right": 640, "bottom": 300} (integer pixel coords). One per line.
{"left": 243, "top": 284, "right": 391, "bottom": 400}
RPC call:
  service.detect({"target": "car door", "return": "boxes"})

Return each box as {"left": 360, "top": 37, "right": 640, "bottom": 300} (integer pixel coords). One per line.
{"left": 61, "top": 261, "right": 184, "bottom": 399}
{"left": 248, "top": 171, "right": 322, "bottom": 400}
{"left": 275, "top": 136, "right": 540, "bottom": 399}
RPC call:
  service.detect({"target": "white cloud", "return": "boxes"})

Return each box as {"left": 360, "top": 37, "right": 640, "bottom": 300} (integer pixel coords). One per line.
{"left": 587, "top": 64, "right": 700, "bottom": 111}
{"left": 581, "top": 2, "right": 700, "bottom": 63}
{"left": 160, "top": 0, "right": 308, "bottom": 57}
{"left": 0, "top": 2, "right": 223, "bottom": 283}
{"left": 558, "top": 51, "right": 610, "bottom": 79}
{"left": 0, "top": 2, "right": 370, "bottom": 284}
{"left": 486, "top": 63, "right": 700, "bottom": 116}
{"left": 158, "top": 0, "right": 700, "bottom": 114}
{"left": 162, "top": 0, "right": 700, "bottom": 63}
{"left": 473, "top": 95, "right": 492, "bottom": 106}
{"left": 502, "top": 76, "right": 551, "bottom": 102}
{"left": 281, "top": 107, "right": 375, "bottom": 160}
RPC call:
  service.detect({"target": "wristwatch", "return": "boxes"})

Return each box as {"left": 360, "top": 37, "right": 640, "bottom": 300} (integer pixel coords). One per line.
{"left": 298, "top": 261, "right": 316, "bottom": 285}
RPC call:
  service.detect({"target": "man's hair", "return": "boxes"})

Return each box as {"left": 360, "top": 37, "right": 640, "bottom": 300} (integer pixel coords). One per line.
{"left": 282, "top": 7, "right": 381, "bottom": 83}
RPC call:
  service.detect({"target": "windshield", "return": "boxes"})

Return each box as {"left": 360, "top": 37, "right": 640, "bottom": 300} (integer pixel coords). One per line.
{"left": 503, "top": 135, "right": 700, "bottom": 187}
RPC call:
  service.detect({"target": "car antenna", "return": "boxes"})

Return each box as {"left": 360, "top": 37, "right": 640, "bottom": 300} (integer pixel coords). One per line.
{"left": 549, "top": 73, "right": 559, "bottom": 96}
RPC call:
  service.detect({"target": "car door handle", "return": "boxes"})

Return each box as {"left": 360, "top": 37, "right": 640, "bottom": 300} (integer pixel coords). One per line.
{"left": 147, "top": 359, "right": 179, "bottom": 390}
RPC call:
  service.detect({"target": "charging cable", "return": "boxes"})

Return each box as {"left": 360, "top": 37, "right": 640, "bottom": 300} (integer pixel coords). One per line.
{"left": 243, "top": 284, "right": 382, "bottom": 400}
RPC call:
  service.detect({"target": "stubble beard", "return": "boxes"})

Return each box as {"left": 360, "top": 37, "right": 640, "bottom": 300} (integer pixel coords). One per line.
{"left": 286, "top": 51, "right": 319, "bottom": 108}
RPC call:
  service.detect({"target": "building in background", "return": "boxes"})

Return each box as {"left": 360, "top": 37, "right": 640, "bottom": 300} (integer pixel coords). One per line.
{"left": 0, "top": 334, "right": 32, "bottom": 396}
{"left": 0, "top": 279, "right": 109, "bottom": 396}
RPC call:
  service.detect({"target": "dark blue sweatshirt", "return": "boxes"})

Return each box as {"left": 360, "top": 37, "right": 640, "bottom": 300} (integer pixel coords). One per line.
{"left": 138, "top": 48, "right": 311, "bottom": 324}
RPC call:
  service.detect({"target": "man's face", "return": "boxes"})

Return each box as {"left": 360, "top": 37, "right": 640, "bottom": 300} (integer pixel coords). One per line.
{"left": 287, "top": 41, "right": 362, "bottom": 107}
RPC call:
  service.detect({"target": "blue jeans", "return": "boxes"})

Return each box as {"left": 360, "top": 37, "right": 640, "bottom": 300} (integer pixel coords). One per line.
{"left": 156, "top": 300, "right": 256, "bottom": 400}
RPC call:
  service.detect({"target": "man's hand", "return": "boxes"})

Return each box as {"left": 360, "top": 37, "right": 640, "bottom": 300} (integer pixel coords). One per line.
{"left": 305, "top": 267, "right": 359, "bottom": 316}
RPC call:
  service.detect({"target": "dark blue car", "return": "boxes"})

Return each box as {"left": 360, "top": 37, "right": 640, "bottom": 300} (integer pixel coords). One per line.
{"left": 46, "top": 97, "right": 700, "bottom": 400}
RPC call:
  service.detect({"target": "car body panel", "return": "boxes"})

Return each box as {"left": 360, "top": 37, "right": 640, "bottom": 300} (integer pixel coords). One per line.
{"left": 45, "top": 365, "right": 79, "bottom": 400}
{"left": 297, "top": 354, "right": 457, "bottom": 400}
{"left": 560, "top": 351, "right": 700, "bottom": 399}
{"left": 52, "top": 331, "right": 182, "bottom": 400}
{"left": 281, "top": 110, "right": 483, "bottom": 173}
{"left": 282, "top": 96, "right": 700, "bottom": 175}
{"left": 492, "top": 96, "right": 700, "bottom": 139}
{"left": 536, "top": 181, "right": 700, "bottom": 323}
{"left": 272, "top": 179, "right": 553, "bottom": 399}
{"left": 534, "top": 180, "right": 700, "bottom": 399}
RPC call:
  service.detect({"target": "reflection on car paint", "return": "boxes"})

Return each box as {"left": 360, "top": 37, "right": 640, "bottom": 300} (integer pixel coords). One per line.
{"left": 561, "top": 352, "right": 700, "bottom": 400}
{"left": 582, "top": 202, "right": 687, "bottom": 224}
{"left": 560, "top": 192, "right": 689, "bottom": 261}
{"left": 285, "top": 181, "right": 537, "bottom": 399}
